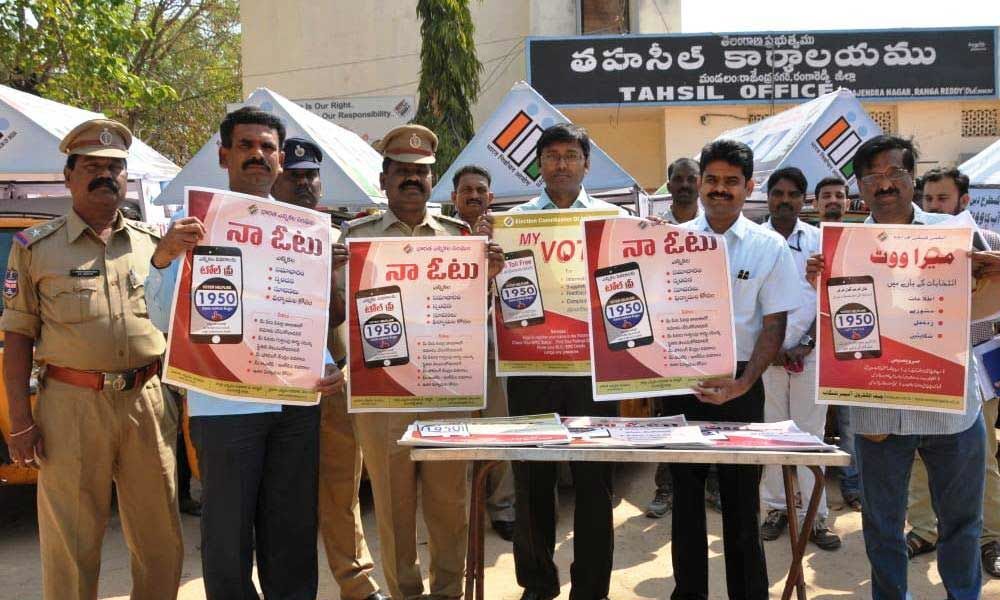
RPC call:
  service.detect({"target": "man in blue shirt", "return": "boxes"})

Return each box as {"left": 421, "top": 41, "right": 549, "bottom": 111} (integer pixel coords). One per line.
{"left": 146, "top": 107, "right": 344, "bottom": 600}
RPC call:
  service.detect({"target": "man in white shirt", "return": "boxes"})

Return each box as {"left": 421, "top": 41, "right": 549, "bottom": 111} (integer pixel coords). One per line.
{"left": 757, "top": 167, "right": 840, "bottom": 550}
{"left": 667, "top": 139, "right": 801, "bottom": 600}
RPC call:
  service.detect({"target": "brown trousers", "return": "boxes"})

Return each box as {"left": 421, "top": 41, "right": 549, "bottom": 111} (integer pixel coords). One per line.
{"left": 353, "top": 411, "right": 468, "bottom": 600}
{"left": 35, "top": 375, "right": 183, "bottom": 600}
{"left": 318, "top": 390, "right": 380, "bottom": 599}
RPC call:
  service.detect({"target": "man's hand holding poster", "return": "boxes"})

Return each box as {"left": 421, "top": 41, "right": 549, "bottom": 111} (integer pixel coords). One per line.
{"left": 583, "top": 217, "right": 736, "bottom": 400}
{"left": 817, "top": 223, "right": 973, "bottom": 413}
{"left": 164, "top": 187, "right": 332, "bottom": 404}
{"left": 491, "top": 208, "right": 618, "bottom": 376}
{"left": 347, "top": 237, "right": 488, "bottom": 412}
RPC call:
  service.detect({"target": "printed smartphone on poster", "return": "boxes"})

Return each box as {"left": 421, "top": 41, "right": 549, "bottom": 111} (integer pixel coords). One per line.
{"left": 593, "top": 261, "right": 654, "bottom": 351}
{"left": 190, "top": 246, "right": 244, "bottom": 344}
{"left": 496, "top": 249, "right": 545, "bottom": 328}
{"left": 826, "top": 275, "right": 882, "bottom": 360}
{"left": 356, "top": 285, "right": 410, "bottom": 368}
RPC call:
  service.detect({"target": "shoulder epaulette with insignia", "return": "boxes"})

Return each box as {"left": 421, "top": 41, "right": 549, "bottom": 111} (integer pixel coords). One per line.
{"left": 14, "top": 216, "right": 66, "bottom": 248}
{"left": 124, "top": 218, "right": 162, "bottom": 239}
{"left": 436, "top": 213, "right": 472, "bottom": 232}
{"left": 343, "top": 212, "right": 383, "bottom": 231}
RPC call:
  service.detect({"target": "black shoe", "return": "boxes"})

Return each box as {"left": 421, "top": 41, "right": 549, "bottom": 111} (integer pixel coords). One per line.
{"left": 362, "top": 591, "right": 391, "bottom": 600}
{"left": 519, "top": 591, "right": 557, "bottom": 600}
{"left": 982, "top": 541, "right": 1000, "bottom": 577}
{"left": 645, "top": 489, "right": 672, "bottom": 518}
{"left": 761, "top": 509, "right": 788, "bottom": 541}
{"left": 905, "top": 530, "right": 936, "bottom": 560}
{"left": 705, "top": 487, "right": 723, "bottom": 513}
{"left": 810, "top": 518, "right": 842, "bottom": 551}
{"left": 492, "top": 519, "right": 515, "bottom": 542}
{"left": 179, "top": 496, "right": 202, "bottom": 516}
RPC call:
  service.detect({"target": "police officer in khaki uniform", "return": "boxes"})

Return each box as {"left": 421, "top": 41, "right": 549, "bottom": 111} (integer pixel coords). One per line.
{"left": 333, "top": 124, "right": 504, "bottom": 600}
{"left": 1, "top": 119, "right": 183, "bottom": 600}
{"left": 272, "top": 137, "right": 388, "bottom": 600}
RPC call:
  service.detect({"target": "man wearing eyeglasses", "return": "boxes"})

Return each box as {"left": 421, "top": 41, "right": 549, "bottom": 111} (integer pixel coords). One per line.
{"left": 806, "top": 135, "right": 1000, "bottom": 599}
{"left": 505, "top": 123, "right": 626, "bottom": 600}
{"left": 757, "top": 167, "right": 841, "bottom": 550}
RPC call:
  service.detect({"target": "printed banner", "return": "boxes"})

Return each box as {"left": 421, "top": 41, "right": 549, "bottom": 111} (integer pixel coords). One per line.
{"left": 163, "top": 187, "right": 331, "bottom": 404}
{"left": 817, "top": 223, "right": 973, "bottom": 413}
{"left": 347, "top": 237, "right": 488, "bottom": 412}
{"left": 398, "top": 413, "right": 572, "bottom": 447}
{"left": 561, "top": 415, "right": 709, "bottom": 448}
{"left": 528, "top": 27, "right": 998, "bottom": 106}
{"left": 492, "top": 209, "right": 619, "bottom": 376}
{"left": 968, "top": 187, "right": 1000, "bottom": 234}
{"left": 583, "top": 217, "right": 736, "bottom": 400}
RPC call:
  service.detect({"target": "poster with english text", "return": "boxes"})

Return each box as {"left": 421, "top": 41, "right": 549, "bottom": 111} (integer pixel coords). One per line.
{"left": 491, "top": 209, "right": 619, "bottom": 376}
{"left": 164, "top": 187, "right": 331, "bottom": 404}
{"left": 817, "top": 223, "right": 972, "bottom": 413}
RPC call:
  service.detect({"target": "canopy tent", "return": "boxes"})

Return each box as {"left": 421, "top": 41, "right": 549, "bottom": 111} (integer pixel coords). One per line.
{"left": 430, "top": 81, "right": 640, "bottom": 207}
{"left": 959, "top": 139, "right": 1000, "bottom": 233}
{"left": 156, "top": 88, "right": 384, "bottom": 208}
{"left": 654, "top": 89, "right": 881, "bottom": 204}
{"left": 0, "top": 84, "right": 180, "bottom": 183}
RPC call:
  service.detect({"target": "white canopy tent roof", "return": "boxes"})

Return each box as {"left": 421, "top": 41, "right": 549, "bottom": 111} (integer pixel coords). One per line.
{"left": 156, "top": 88, "right": 385, "bottom": 208}
{"left": 0, "top": 84, "right": 180, "bottom": 183}
{"left": 960, "top": 138, "right": 1000, "bottom": 186}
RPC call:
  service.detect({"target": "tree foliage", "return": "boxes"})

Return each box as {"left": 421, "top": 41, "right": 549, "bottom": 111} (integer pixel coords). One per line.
{"left": 414, "top": 0, "right": 482, "bottom": 177}
{"left": 0, "top": 0, "right": 241, "bottom": 163}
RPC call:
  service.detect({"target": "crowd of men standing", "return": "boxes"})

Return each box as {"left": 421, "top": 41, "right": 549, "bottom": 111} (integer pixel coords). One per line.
{"left": 2, "top": 104, "right": 1000, "bottom": 600}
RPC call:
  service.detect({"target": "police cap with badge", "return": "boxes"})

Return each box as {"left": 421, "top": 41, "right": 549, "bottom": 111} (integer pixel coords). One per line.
{"left": 282, "top": 137, "right": 323, "bottom": 169}
{"left": 59, "top": 118, "right": 133, "bottom": 159}
{"left": 376, "top": 124, "right": 438, "bottom": 164}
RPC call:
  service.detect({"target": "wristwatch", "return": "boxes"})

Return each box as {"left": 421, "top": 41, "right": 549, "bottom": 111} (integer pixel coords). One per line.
{"left": 799, "top": 334, "right": 815, "bottom": 348}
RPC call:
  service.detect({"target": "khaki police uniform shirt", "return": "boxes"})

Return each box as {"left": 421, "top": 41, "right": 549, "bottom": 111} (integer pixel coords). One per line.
{"left": 0, "top": 210, "right": 165, "bottom": 371}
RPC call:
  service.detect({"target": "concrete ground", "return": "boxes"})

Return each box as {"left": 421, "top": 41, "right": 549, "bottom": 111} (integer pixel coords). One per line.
{"left": 1, "top": 462, "right": 998, "bottom": 599}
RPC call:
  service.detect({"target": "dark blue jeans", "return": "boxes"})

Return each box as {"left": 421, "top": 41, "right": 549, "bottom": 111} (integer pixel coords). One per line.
{"left": 856, "top": 413, "right": 985, "bottom": 600}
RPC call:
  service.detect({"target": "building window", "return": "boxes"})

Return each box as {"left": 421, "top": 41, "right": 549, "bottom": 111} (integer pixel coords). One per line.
{"left": 867, "top": 108, "right": 897, "bottom": 135}
{"left": 961, "top": 108, "right": 998, "bottom": 137}
{"left": 580, "top": 0, "right": 630, "bottom": 34}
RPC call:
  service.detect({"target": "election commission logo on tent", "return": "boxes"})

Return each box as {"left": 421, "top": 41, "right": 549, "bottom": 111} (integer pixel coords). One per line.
{"left": 489, "top": 107, "right": 558, "bottom": 185}
{"left": 813, "top": 114, "right": 867, "bottom": 181}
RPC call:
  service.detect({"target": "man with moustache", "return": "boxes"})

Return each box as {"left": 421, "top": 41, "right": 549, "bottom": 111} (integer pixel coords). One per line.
{"left": 814, "top": 176, "right": 850, "bottom": 223}
{"left": 811, "top": 176, "right": 863, "bottom": 510}
{"left": 450, "top": 164, "right": 517, "bottom": 542}
{"left": 2, "top": 118, "right": 183, "bottom": 600}
{"left": 667, "top": 139, "right": 800, "bottom": 600}
{"left": 806, "top": 136, "right": 1000, "bottom": 599}
{"left": 333, "top": 125, "right": 505, "bottom": 600}
{"left": 757, "top": 167, "right": 841, "bottom": 550}
{"left": 272, "top": 137, "right": 390, "bottom": 600}
{"left": 146, "top": 107, "right": 345, "bottom": 600}
{"left": 904, "top": 167, "right": 1000, "bottom": 577}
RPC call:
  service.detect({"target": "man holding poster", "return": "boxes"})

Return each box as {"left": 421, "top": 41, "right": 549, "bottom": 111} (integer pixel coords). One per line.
{"left": 498, "top": 123, "right": 626, "bottom": 600}
{"left": 147, "top": 107, "right": 344, "bottom": 600}
{"left": 807, "top": 135, "right": 1000, "bottom": 599}
{"left": 666, "top": 139, "right": 800, "bottom": 600}
{"left": 335, "top": 124, "right": 504, "bottom": 600}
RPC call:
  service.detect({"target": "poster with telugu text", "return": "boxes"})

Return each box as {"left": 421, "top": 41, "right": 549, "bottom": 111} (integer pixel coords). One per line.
{"left": 584, "top": 217, "right": 737, "bottom": 400}
{"left": 346, "top": 237, "right": 488, "bottom": 412}
{"left": 491, "top": 209, "right": 619, "bottom": 376}
{"left": 163, "top": 187, "right": 331, "bottom": 404}
{"left": 817, "top": 223, "right": 973, "bottom": 413}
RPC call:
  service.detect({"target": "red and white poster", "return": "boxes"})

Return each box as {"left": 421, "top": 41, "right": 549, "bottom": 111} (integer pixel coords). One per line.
{"left": 346, "top": 237, "right": 489, "bottom": 412}
{"left": 583, "top": 217, "right": 736, "bottom": 400}
{"left": 164, "top": 187, "right": 331, "bottom": 404}
{"left": 817, "top": 223, "right": 973, "bottom": 413}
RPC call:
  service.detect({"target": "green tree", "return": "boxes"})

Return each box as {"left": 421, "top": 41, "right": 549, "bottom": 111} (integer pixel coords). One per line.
{"left": 413, "top": 0, "right": 482, "bottom": 177}
{"left": 0, "top": 0, "right": 241, "bottom": 163}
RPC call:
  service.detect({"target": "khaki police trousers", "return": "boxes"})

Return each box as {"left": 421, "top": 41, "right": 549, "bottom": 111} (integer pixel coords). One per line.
{"left": 35, "top": 375, "right": 183, "bottom": 600}
{"left": 318, "top": 390, "right": 380, "bottom": 600}
{"left": 908, "top": 397, "right": 1000, "bottom": 545}
{"left": 353, "top": 411, "right": 468, "bottom": 600}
